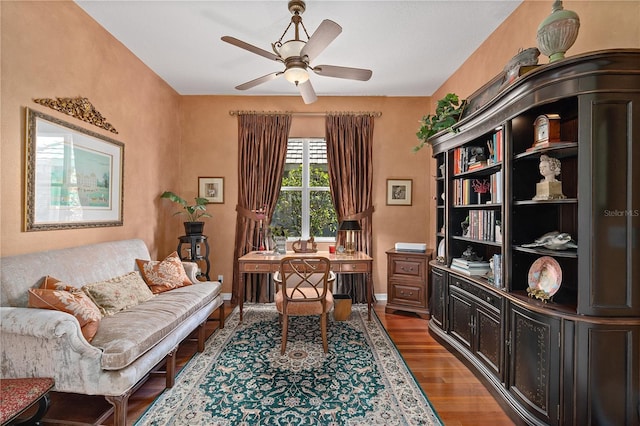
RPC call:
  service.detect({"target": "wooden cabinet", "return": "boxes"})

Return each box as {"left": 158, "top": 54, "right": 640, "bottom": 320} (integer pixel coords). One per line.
{"left": 449, "top": 275, "right": 503, "bottom": 381}
{"left": 507, "top": 303, "right": 561, "bottom": 426}
{"left": 385, "top": 249, "right": 432, "bottom": 318}
{"left": 430, "top": 267, "right": 447, "bottom": 330}
{"left": 427, "top": 50, "right": 640, "bottom": 425}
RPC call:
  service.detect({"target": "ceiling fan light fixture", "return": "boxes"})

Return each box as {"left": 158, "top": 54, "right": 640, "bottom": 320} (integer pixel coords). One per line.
{"left": 277, "top": 40, "right": 306, "bottom": 59}
{"left": 284, "top": 66, "right": 309, "bottom": 85}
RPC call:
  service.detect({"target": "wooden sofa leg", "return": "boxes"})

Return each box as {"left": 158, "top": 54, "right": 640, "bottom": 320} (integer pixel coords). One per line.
{"left": 166, "top": 346, "right": 177, "bottom": 388}
{"left": 198, "top": 321, "right": 206, "bottom": 352}
{"left": 219, "top": 303, "right": 225, "bottom": 329}
{"left": 105, "top": 392, "right": 130, "bottom": 426}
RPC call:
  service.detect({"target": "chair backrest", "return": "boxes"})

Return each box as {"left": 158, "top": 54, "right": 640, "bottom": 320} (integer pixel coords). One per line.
{"left": 276, "top": 256, "right": 334, "bottom": 302}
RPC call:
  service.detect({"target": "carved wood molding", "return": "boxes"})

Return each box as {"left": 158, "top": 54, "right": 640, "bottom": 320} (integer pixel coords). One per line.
{"left": 33, "top": 97, "right": 118, "bottom": 134}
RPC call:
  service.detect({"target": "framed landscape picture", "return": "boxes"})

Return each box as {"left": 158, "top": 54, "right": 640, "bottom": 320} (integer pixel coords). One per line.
{"left": 387, "top": 179, "right": 412, "bottom": 206}
{"left": 24, "top": 108, "right": 124, "bottom": 231}
{"left": 199, "top": 177, "right": 224, "bottom": 204}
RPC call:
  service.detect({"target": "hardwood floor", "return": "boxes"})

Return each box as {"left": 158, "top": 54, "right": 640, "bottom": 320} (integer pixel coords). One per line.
{"left": 37, "top": 301, "right": 515, "bottom": 425}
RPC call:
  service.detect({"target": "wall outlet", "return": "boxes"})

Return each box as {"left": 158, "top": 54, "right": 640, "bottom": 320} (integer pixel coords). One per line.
{"left": 217, "top": 275, "right": 223, "bottom": 283}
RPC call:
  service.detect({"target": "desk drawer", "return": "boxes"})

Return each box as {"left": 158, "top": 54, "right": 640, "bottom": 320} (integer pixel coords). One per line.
{"left": 336, "top": 262, "right": 370, "bottom": 273}
{"left": 241, "top": 263, "right": 273, "bottom": 273}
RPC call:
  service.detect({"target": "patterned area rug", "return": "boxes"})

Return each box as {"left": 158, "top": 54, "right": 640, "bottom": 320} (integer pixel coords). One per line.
{"left": 136, "top": 304, "right": 443, "bottom": 425}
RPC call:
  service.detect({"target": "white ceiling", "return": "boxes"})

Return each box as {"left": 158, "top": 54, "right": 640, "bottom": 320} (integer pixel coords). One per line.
{"left": 75, "top": 1, "right": 523, "bottom": 98}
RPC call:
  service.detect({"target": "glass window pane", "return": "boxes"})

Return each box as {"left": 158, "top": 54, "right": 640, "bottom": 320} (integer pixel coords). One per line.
{"left": 281, "top": 164, "right": 302, "bottom": 188}
{"left": 273, "top": 190, "right": 302, "bottom": 238}
{"left": 310, "top": 190, "right": 338, "bottom": 237}
{"left": 309, "top": 139, "right": 327, "bottom": 187}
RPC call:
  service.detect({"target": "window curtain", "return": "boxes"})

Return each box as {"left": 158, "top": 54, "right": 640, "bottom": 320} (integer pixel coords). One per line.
{"left": 325, "top": 114, "right": 375, "bottom": 303}
{"left": 232, "top": 113, "right": 291, "bottom": 304}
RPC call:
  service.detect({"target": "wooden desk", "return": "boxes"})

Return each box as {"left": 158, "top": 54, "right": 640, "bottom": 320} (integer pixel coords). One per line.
{"left": 238, "top": 251, "right": 373, "bottom": 321}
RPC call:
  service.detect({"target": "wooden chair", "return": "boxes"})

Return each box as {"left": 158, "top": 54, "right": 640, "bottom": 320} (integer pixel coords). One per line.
{"left": 274, "top": 256, "right": 336, "bottom": 354}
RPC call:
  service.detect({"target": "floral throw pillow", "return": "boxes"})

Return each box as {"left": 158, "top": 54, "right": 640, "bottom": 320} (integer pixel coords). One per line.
{"left": 28, "top": 286, "right": 102, "bottom": 342}
{"left": 82, "top": 272, "right": 155, "bottom": 316}
{"left": 136, "top": 251, "right": 192, "bottom": 294}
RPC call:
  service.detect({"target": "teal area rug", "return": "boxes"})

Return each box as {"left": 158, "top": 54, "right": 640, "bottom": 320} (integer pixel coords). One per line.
{"left": 136, "top": 304, "right": 443, "bottom": 425}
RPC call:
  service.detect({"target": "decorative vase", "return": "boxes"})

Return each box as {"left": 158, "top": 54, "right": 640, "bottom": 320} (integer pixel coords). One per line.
{"left": 536, "top": 0, "right": 580, "bottom": 63}
{"left": 184, "top": 221, "right": 204, "bottom": 236}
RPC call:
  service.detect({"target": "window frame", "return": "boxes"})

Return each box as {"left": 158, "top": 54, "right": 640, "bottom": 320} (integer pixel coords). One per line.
{"left": 278, "top": 138, "right": 335, "bottom": 242}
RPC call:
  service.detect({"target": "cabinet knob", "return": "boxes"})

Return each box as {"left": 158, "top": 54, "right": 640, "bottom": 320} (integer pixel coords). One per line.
{"left": 400, "top": 266, "right": 414, "bottom": 272}
{"left": 254, "top": 265, "right": 260, "bottom": 270}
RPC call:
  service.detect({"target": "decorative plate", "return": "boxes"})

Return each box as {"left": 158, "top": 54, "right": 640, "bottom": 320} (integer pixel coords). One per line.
{"left": 528, "top": 256, "right": 562, "bottom": 297}
{"left": 437, "top": 239, "right": 445, "bottom": 257}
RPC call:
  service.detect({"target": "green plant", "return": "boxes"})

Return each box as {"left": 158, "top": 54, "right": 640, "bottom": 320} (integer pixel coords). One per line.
{"left": 161, "top": 191, "right": 212, "bottom": 222}
{"left": 414, "top": 93, "right": 466, "bottom": 152}
{"left": 270, "top": 225, "right": 289, "bottom": 238}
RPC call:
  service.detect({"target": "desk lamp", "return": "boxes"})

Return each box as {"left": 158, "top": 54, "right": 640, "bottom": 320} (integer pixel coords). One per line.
{"left": 339, "top": 220, "right": 361, "bottom": 255}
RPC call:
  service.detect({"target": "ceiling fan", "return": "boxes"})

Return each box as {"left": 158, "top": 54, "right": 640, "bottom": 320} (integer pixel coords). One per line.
{"left": 221, "top": 0, "right": 372, "bottom": 104}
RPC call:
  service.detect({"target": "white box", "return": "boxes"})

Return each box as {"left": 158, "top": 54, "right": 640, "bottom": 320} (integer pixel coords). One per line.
{"left": 395, "top": 242, "right": 427, "bottom": 253}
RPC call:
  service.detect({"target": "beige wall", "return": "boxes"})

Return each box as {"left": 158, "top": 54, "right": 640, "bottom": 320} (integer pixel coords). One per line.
{"left": 2, "top": 0, "right": 637, "bottom": 297}
{"left": 433, "top": 0, "right": 640, "bottom": 102}
{"left": 177, "top": 96, "right": 432, "bottom": 295}
{"left": 1, "top": 1, "right": 182, "bottom": 259}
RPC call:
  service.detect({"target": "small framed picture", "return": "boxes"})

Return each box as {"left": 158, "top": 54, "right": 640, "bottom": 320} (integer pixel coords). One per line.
{"left": 198, "top": 177, "right": 224, "bottom": 204}
{"left": 387, "top": 179, "right": 412, "bottom": 206}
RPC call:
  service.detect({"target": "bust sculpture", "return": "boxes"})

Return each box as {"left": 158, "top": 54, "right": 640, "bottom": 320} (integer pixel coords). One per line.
{"left": 533, "top": 154, "right": 566, "bottom": 200}
{"left": 539, "top": 154, "right": 561, "bottom": 182}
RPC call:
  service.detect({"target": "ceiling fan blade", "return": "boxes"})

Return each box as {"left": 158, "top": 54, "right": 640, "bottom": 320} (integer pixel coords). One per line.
{"left": 221, "top": 36, "right": 280, "bottom": 62}
{"left": 236, "top": 72, "right": 282, "bottom": 90}
{"left": 298, "top": 80, "right": 318, "bottom": 104}
{"left": 300, "top": 19, "right": 342, "bottom": 62}
{"left": 312, "top": 65, "right": 373, "bottom": 81}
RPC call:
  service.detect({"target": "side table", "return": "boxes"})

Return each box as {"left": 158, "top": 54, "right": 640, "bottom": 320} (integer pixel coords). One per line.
{"left": 385, "top": 248, "right": 433, "bottom": 319}
{"left": 177, "top": 235, "right": 211, "bottom": 281}
{"left": 0, "top": 377, "right": 54, "bottom": 425}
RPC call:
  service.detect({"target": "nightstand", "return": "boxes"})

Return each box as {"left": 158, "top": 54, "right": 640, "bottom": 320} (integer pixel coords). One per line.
{"left": 385, "top": 248, "right": 433, "bottom": 318}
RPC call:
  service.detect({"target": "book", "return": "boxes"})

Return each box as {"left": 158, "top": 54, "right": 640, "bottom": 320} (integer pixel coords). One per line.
{"left": 451, "top": 258, "right": 490, "bottom": 267}
{"left": 450, "top": 264, "right": 491, "bottom": 276}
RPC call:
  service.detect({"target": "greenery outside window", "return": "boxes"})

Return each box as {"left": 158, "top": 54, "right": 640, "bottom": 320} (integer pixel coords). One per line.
{"left": 272, "top": 138, "right": 337, "bottom": 241}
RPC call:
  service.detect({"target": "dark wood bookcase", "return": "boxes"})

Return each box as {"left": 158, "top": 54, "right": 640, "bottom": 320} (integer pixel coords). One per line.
{"left": 428, "top": 50, "right": 640, "bottom": 426}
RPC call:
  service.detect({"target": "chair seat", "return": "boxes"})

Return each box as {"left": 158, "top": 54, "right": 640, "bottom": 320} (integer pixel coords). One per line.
{"left": 275, "top": 288, "right": 334, "bottom": 315}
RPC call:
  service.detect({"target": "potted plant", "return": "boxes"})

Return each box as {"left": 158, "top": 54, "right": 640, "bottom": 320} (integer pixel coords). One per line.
{"left": 161, "top": 191, "right": 211, "bottom": 235}
{"left": 414, "top": 93, "right": 466, "bottom": 152}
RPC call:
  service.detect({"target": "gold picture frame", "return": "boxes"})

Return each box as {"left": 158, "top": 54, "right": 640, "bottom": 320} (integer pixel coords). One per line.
{"left": 24, "top": 108, "right": 124, "bottom": 231}
{"left": 386, "top": 179, "right": 412, "bottom": 206}
{"left": 199, "top": 177, "right": 224, "bottom": 204}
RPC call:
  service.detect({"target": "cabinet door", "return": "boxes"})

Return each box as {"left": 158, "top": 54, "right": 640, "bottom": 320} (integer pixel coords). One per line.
{"left": 507, "top": 303, "right": 561, "bottom": 426}
{"left": 574, "top": 322, "right": 640, "bottom": 425}
{"left": 449, "top": 287, "right": 473, "bottom": 350}
{"left": 475, "top": 305, "right": 502, "bottom": 381}
{"left": 430, "top": 268, "right": 446, "bottom": 330}
{"left": 578, "top": 93, "right": 640, "bottom": 316}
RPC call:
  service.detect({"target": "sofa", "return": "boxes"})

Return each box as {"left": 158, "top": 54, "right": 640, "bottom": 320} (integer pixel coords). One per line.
{"left": 0, "top": 239, "right": 224, "bottom": 425}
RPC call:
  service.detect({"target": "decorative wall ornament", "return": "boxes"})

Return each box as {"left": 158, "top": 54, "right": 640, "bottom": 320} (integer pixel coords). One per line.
{"left": 33, "top": 97, "right": 118, "bottom": 134}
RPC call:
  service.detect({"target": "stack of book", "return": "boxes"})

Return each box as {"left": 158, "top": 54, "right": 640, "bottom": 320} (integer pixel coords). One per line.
{"left": 450, "top": 258, "right": 492, "bottom": 276}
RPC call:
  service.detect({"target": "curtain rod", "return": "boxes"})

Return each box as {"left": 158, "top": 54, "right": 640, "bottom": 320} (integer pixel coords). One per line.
{"left": 229, "top": 110, "right": 382, "bottom": 117}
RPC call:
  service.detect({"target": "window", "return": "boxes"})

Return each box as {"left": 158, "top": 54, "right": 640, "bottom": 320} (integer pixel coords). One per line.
{"left": 272, "top": 138, "right": 337, "bottom": 241}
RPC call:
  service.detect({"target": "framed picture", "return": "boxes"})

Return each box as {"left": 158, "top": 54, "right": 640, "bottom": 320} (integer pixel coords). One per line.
{"left": 24, "top": 108, "right": 124, "bottom": 231}
{"left": 386, "top": 179, "right": 412, "bottom": 206}
{"left": 199, "top": 177, "right": 224, "bottom": 204}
